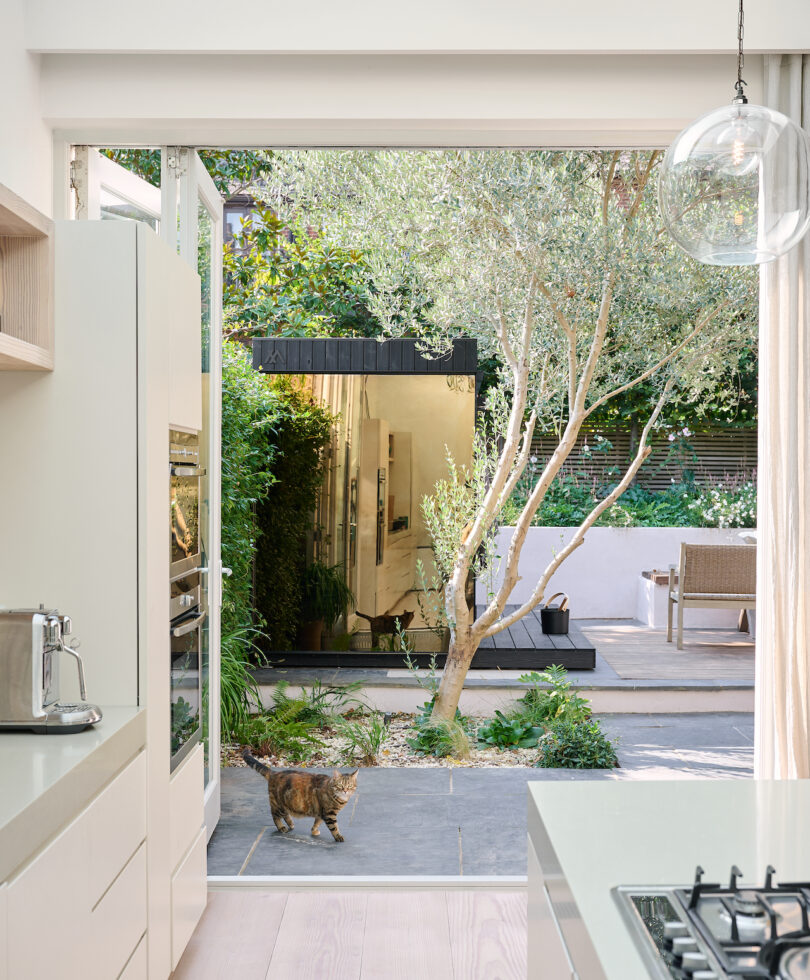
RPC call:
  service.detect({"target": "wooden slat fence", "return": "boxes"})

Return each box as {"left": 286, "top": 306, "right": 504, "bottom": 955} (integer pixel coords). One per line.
{"left": 530, "top": 428, "right": 757, "bottom": 491}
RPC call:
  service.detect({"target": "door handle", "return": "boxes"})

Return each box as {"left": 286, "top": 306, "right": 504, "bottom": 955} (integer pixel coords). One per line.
{"left": 172, "top": 612, "right": 206, "bottom": 637}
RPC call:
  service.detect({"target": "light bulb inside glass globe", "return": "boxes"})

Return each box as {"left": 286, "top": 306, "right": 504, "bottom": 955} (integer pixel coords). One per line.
{"left": 659, "top": 102, "right": 810, "bottom": 265}
{"left": 716, "top": 109, "right": 763, "bottom": 177}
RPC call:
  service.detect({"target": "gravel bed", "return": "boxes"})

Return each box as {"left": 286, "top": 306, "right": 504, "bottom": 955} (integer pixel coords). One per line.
{"left": 222, "top": 712, "right": 538, "bottom": 769}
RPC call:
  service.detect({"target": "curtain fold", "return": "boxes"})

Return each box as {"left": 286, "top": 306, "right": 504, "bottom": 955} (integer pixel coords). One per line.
{"left": 755, "top": 54, "right": 810, "bottom": 778}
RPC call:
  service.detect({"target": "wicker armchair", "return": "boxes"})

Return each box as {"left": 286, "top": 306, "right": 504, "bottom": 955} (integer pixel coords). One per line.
{"left": 667, "top": 543, "right": 756, "bottom": 650}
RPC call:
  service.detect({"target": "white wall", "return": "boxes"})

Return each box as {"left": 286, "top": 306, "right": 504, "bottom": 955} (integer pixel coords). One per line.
{"left": 476, "top": 526, "right": 751, "bottom": 619}
{"left": 24, "top": 0, "right": 810, "bottom": 53}
{"left": 38, "top": 53, "right": 764, "bottom": 148}
{"left": 0, "top": 0, "right": 51, "bottom": 213}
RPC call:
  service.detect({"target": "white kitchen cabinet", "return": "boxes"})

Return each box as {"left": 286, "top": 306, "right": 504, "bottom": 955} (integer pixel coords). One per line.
{"left": 171, "top": 827, "right": 208, "bottom": 970}
{"left": 119, "top": 936, "right": 148, "bottom": 980}
{"left": 0, "top": 883, "right": 7, "bottom": 980}
{"left": 6, "top": 752, "right": 147, "bottom": 980}
{"left": 170, "top": 743, "right": 205, "bottom": 872}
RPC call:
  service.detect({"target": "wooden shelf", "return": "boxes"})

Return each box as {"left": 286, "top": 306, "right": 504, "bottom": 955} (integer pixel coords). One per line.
{"left": 0, "top": 183, "right": 54, "bottom": 371}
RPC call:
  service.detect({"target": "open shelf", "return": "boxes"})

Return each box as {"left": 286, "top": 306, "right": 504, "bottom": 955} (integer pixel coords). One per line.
{"left": 0, "top": 183, "right": 54, "bottom": 371}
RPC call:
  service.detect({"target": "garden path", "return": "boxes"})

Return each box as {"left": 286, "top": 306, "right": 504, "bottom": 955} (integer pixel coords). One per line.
{"left": 208, "top": 712, "right": 753, "bottom": 878}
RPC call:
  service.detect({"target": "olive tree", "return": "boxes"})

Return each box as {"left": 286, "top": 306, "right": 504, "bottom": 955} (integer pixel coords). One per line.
{"left": 266, "top": 150, "right": 756, "bottom": 723}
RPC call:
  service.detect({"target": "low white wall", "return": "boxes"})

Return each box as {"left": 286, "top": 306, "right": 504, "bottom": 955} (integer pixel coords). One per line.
{"left": 476, "top": 526, "right": 751, "bottom": 622}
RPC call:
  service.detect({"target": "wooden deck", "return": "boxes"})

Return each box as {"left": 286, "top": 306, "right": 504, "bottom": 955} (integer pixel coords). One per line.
{"left": 475, "top": 606, "right": 595, "bottom": 669}
{"left": 263, "top": 608, "right": 595, "bottom": 671}
{"left": 580, "top": 620, "right": 755, "bottom": 682}
{"left": 171, "top": 890, "right": 526, "bottom": 980}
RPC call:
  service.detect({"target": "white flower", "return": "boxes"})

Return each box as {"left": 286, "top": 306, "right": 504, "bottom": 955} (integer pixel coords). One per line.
{"left": 682, "top": 427, "right": 692, "bottom": 437}
{"left": 529, "top": 455, "right": 538, "bottom": 465}
{"left": 668, "top": 433, "right": 675, "bottom": 442}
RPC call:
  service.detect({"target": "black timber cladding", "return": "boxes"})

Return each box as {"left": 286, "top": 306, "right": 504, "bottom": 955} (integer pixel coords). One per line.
{"left": 252, "top": 337, "right": 477, "bottom": 375}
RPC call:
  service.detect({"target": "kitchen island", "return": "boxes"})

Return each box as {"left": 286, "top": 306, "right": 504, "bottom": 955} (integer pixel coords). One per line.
{"left": 528, "top": 779, "right": 810, "bottom": 979}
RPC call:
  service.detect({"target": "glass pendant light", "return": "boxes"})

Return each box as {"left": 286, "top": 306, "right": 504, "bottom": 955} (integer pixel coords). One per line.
{"left": 659, "top": 0, "right": 810, "bottom": 265}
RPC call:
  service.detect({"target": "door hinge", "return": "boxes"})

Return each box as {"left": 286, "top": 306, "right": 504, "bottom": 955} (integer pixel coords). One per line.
{"left": 165, "top": 148, "right": 189, "bottom": 179}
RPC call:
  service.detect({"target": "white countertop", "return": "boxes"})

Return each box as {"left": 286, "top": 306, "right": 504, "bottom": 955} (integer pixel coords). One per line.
{"left": 528, "top": 779, "right": 810, "bottom": 980}
{"left": 0, "top": 705, "right": 145, "bottom": 880}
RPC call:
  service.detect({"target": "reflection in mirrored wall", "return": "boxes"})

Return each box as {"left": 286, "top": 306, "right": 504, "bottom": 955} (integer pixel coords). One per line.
{"left": 260, "top": 372, "right": 475, "bottom": 660}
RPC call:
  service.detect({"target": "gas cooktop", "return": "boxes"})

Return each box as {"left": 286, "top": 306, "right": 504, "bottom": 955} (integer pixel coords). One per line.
{"left": 613, "top": 866, "right": 810, "bottom": 979}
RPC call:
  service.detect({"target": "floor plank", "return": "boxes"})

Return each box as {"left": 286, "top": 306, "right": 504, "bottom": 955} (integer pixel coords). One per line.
{"left": 171, "top": 891, "right": 287, "bottom": 980}
{"left": 360, "top": 892, "right": 454, "bottom": 980}
{"left": 447, "top": 892, "right": 527, "bottom": 980}
{"left": 581, "top": 621, "right": 755, "bottom": 681}
{"left": 266, "top": 892, "right": 367, "bottom": 980}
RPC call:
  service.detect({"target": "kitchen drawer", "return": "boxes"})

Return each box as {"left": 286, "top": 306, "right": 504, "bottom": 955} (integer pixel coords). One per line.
{"left": 119, "top": 934, "right": 147, "bottom": 980}
{"left": 171, "top": 826, "right": 207, "bottom": 970}
{"left": 0, "top": 883, "right": 7, "bottom": 980}
{"left": 87, "top": 752, "right": 146, "bottom": 904}
{"left": 91, "top": 842, "right": 147, "bottom": 980}
{"left": 6, "top": 795, "right": 87, "bottom": 980}
{"left": 169, "top": 742, "right": 204, "bottom": 872}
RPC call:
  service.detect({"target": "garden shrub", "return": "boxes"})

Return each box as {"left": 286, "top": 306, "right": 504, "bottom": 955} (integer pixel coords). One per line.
{"left": 477, "top": 710, "right": 543, "bottom": 750}
{"left": 535, "top": 720, "right": 619, "bottom": 769}
{"left": 514, "top": 665, "right": 592, "bottom": 726}
{"left": 502, "top": 474, "right": 756, "bottom": 528}
{"left": 254, "top": 377, "right": 335, "bottom": 649}
{"left": 338, "top": 713, "right": 389, "bottom": 766}
{"left": 407, "top": 700, "right": 471, "bottom": 758}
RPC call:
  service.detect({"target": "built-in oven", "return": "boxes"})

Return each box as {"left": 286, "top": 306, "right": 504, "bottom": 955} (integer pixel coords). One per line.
{"left": 170, "top": 432, "right": 204, "bottom": 581}
{"left": 169, "top": 429, "right": 204, "bottom": 771}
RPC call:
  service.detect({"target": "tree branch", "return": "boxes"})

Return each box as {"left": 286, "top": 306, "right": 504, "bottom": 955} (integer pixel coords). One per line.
{"left": 583, "top": 298, "right": 730, "bottom": 419}
{"left": 487, "top": 380, "right": 674, "bottom": 634}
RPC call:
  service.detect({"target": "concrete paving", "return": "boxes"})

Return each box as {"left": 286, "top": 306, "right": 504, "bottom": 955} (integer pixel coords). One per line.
{"left": 207, "top": 712, "right": 754, "bottom": 877}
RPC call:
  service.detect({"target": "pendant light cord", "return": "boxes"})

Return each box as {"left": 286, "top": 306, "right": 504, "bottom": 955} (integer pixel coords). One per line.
{"left": 734, "top": 0, "right": 748, "bottom": 103}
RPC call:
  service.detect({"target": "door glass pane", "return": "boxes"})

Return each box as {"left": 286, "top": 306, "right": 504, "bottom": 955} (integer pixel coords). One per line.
{"left": 99, "top": 188, "right": 160, "bottom": 231}
{"left": 198, "top": 199, "right": 213, "bottom": 787}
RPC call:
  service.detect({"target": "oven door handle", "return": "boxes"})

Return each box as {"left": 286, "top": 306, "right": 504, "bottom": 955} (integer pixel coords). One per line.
{"left": 171, "top": 465, "right": 207, "bottom": 477}
{"left": 171, "top": 611, "right": 206, "bottom": 637}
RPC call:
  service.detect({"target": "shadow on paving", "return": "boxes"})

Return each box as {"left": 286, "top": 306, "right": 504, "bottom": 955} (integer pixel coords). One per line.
{"left": 207, "top": 712, "right": 754, "bottom": 877}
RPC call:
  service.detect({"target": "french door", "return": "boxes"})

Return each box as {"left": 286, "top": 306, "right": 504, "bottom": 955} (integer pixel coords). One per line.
{"left": 71, "top": 147, "right": 224, "bottom": 837}
{"left": 162, "top": 148, "right": 224, "bottom": 837}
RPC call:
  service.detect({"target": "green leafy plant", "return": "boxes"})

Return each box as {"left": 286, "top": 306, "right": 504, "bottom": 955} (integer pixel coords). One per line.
{"left": 300, "top": 561, "right": 355, "bottom": 629}
{"left": 271, "top": 678, "right": 367, "bottom": 728}
{"left": 407, "top": 699, "right": 471, "bottom": 758}
{"left": 515, "top": 665, "right": 592, "bottom": 726}
{"left": 477, "top": 710, "right": 543, "bottom": 750}
{"left": 338, "top": 713, "right": 389, "bottom": 766}
{"left": 220, "top": 626, "right": 266, "bottom": 735}
{"left": 253, "top": 377, "right": 336, "bottom": 650}
{"left": 535, "top": 721, "right": 619, "bottom": 770}
{"left": 171, "top": 697, "right": 198, "bottom": 754}
{"left": 232, "top": 704, "right": 325, "bottom": 764}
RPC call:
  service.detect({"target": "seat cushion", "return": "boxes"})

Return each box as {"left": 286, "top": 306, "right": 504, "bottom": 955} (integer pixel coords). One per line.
{"left": 672, "top": 591, "right": 756, "bottom": 601}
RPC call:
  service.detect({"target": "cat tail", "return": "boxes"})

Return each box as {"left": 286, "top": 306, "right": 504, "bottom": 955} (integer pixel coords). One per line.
{"left": 243, "top": 749, "right": 273, "bottom": 779}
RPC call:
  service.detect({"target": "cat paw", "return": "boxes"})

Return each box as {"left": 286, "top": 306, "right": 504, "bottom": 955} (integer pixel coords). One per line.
{"left": 279, "top": 826, "right": 290, "bottom": 833}
{"left": 311, "top": 828, "right": 320, "bottom": 836}
{"left": 333, "top": 834, "right": 345, "bottom": 843}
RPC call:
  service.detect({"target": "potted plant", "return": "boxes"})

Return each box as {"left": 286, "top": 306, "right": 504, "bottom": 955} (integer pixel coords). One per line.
{"left": 298, "top": 561, "right": 354, "bottom": 651}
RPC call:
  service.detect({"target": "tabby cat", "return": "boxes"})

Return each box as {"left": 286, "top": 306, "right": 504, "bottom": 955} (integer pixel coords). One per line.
{"left": 243, "top": 751, "right": 358, "bottom": 842}
{"left": 355, "top": 609, "right": 414, "bottom": 648}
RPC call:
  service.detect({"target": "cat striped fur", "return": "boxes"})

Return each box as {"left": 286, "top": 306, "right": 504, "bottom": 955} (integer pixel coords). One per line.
{"left": 242, "top": 750, "right": 358, "bottom": 842}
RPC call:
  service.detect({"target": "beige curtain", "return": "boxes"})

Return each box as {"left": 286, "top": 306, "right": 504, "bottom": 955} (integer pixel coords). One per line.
{"left": 755, "top": 54, "right": 810, "bottom": 778}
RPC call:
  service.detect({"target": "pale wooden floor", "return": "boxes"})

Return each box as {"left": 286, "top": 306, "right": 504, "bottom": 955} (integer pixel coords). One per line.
{"left": 581, "top": 621, "right": 755, "bottom": 681}
{"left": 171, "top": 890, "right": 527, "bottom": 980}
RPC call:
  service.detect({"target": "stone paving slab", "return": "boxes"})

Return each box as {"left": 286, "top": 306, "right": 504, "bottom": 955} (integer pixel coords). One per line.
{"left": 207, "top": 712, "right": 754, "bottom": 877}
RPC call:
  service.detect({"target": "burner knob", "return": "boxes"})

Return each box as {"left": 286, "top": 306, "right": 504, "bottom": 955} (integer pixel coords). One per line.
{"left": 672, "top": 936, "right": 698, "bottom": 958}
{"left": 682, "top": 951, "right": 709, "bottom": 974}
{"left": 663, "top": 921, "right": 688, "bottom": 940}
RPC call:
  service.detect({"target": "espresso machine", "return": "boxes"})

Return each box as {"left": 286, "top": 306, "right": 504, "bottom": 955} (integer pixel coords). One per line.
{"left": 0, "top": 607, "right": 102, "bottom": 734}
